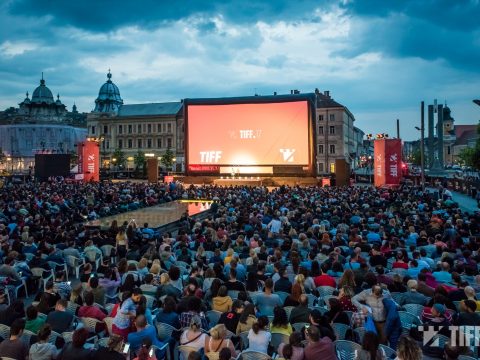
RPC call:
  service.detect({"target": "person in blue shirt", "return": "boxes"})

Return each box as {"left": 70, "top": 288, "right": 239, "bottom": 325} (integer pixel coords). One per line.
{"left": 127, "top": 315, "right": 168, "bottom": 358}
{"left": 432, "top": 262, "right": 453, "bottom": 284}
{"left": 155, "top": 296, "right": 181, "bottom": 329}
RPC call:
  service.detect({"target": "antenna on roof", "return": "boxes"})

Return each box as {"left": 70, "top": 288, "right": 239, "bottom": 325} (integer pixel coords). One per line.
{"left": 41, "top": 72, "right": 44, "bottom": 80}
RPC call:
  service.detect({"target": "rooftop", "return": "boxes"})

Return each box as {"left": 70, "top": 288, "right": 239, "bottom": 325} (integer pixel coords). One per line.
{"left": 117, "top": 102, "right": 183, "bottom": 117}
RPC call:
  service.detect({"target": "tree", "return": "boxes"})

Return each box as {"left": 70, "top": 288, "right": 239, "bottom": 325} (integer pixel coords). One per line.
{"left": 134, "top": 150, "right": 146, "bottom": 171}
{"left": 112, "top": 148, "right": 126, "bottom": 168}
{"left": 458, "top": 121, "right": 480, "bottom": 170}
{"left": 410, "top": 148, "right": 422, "bottom": 166}
{"left": 161, "top": 147, "right": 175, "bottom": 170}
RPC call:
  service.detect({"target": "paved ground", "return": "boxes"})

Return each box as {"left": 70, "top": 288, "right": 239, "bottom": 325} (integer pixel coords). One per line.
{"left": 450, "top": 190, "right": 479, "bottom": 213}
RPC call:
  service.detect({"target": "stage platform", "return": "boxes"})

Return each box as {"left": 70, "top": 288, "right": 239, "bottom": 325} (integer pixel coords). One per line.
{"left": 180, "top": 176, "right": 319, "bottom": 187}
{"left": 84, "top": 200, "right": 211, "bottom": 229}
{"left": 213, "top": 178, "right": 263, "bottom": 187}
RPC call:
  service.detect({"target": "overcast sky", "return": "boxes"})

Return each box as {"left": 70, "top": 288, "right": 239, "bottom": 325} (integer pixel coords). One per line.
{"left": 1, "top": 0, "right": 479, "bottom": 140}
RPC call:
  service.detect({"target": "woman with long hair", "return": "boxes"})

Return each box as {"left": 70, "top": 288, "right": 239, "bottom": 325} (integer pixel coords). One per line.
{"left": 354, "top": 331, "right": 385, "bottom": 360}
{"left": 116, "top": 228, "right": 129, "bottom": 259}
{"left": 70, "top": 282, "right": 84, "bottom": 307}
{"left": 325, "top": 297, "right": 350, "bottom": 325}
{"left": 245, "top": 271, "right": 262, "bottom": 292}
{"left": 155, "top": 296, "right": 180, "bottom": 329}
{"left": 270, "top": 306, "right": 293, "bottom": 336}
{"left": 395, "top": 336, "right": 423, "bottom": 360}
{"left": 337, "top": 285, "right": 357, "bottom": 312}
{"left": 277, "top": 332, "right": 304, "bottom": 360}
{"left": 284, "top": 283, "right": 302, "bottom": 307}
{"left": 338, "top": 269, "right": 356, "bottom": 290}
{"left": 247, "top": 316, "right": 271, "bottom": 354}
{"left": 204, "top": 324, "right": 237, "bottom": 357}
{"left": 236, "top": 303, "right": 257, "bottom": 335}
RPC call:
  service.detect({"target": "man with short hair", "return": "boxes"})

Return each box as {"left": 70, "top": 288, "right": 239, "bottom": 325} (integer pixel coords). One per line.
{"left": 88, "top": 276, "right": 105, "bottom": 306}
{"left": 417, "top": 271, "right": 435, "bottom": 297}
{"left": 398, "top": 280, "right": 428, "bottom": 306}
{"left": 255, "top": 278, "right": 282, "bottom": 317}
{"left": 224, "top": 268, "right": 246, "bottom": 292}
{"left": 304, "top": 323, "right": 337, "bottom": 360}
{"left": 289, "top": 294, "right": 310, "bottom": 324}
{"left": 78, "top": 291, "right": 106, "bottom": 321}
{"left": 432, "top": 262, "right": 453, "bottom": 284}
{"left": 274, "top": 267, "right": 292, "bottom": 293}
{"left": 0, "top": 318, "right": 29, "bottom": 359}
{"left": 127, "top": 315, "right": 165, "bottom": 354}
{"left": 456, "top": 300, "right": 480, "bottom": 326}
{"left": 46, "top": 299, "right": 74, "bottom": 333}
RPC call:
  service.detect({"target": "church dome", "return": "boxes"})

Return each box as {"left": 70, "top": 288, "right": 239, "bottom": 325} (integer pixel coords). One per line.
{"left": 94, "top": 71, "right": 123, "bottom": 112}
{"left": 31, "top": 77, "right": 54, "bottom": 104}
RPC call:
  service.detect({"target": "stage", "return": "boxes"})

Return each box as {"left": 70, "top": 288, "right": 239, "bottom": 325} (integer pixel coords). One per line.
{"left": 213, "top": 178, "right": 263, "bottom": 187}
{"left": 84, "top": 200, "right": 211, "bottom": 229}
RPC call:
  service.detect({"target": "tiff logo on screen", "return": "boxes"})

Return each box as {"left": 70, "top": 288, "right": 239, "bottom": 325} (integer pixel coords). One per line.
{"left": 280, "top": 149, "right": 295, "bottom": 162}
{"left": 200, "top": 151, "right": 222, "bottom": 163}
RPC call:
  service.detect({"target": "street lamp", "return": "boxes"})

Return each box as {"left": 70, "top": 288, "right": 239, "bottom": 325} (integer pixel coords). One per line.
{"left": 415, "top": 101, "right": 426, "bottom": 190}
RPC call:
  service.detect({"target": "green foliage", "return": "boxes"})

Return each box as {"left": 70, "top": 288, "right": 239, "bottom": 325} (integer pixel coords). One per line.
{"left": 458, "top": 121, "right": 480, "bottom": 170}
{"left": 112, "top": 148, "right": 126, "bottom": 167}
{"left": 410, "top": 148, "right": 422, "bottom": 166}
{"left": 161, "top": 147, "right": 175, "bottom": 169}
{"left": 134, "top": 150, "right": 146, "bottom": 170}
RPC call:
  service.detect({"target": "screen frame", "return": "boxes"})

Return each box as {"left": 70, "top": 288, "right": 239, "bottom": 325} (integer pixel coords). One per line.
{"left": 184, "top": 94, "right": 316, "bottom": 176}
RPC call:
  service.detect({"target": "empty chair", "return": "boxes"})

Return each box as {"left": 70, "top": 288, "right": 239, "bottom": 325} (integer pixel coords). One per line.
{"left": 66, "top": 255, "right": 85, "bottom": 279}
{"left": 332, "top": 323, "right": 349, "bottom": 340}
{"left": 283, "top": 306, "right": 295, "bottom": 319}
{"left": 317, "top": 286, "right": 336, "bottom": 298}
{"left": 103, "top": 317, "right": 114, "bottom": 336}
{"left": 206, "top": 310, "right": 222, "bottom": 327}
{"left": 48, "top": 330, "right": 61, "bottom": 345}
{"left": 156, "top": 322, "right": 180, "bottom": 341}
{"left": 239, "top": 350, "right": 272, "bottom": 360}
{"left": 270, "top": 332, "right": 289, "bottom": 350}
{"left": 62, "top": 331, "right": 74, "bottom": 343}
{"left": 403, "top": 303, "right": 424, "bottom": 318}
{"left": 353, "top": 327, "right": 366, "bottom": 344}
{"left": 306, "top": 294, "right": 318, "bottom": 307}
{"left": 84, "top": 250, "right": 102, "bottom": 270}
{"left": 398, "top": 311, "right": 421, "bottom": 331}
{"left": 275, "top": 291, "right": 290, "bottom": 304}
{"left": 178, "top": 345, "right": 198, "bottom": 360}
{"left": 334, "top": 340, "right": 362, "bottom": 360}
{"left": 238, "top": 331, "right": 249, "bottom": 350}
{"left": 379, "top": 344, "right": 397, "bottom": 359}
{"left": 292, "top": 322, "right": 308, "bottom": 332}
{"left": 47, "top": 261, "right": 69, "bottom": 281}
{"left": 30, "top": 267, "right": 54, "bottom": 291}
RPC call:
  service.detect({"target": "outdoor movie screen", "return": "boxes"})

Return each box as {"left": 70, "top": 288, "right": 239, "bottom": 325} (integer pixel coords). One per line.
{"left": 187, "top": 101, "right": 310, "bottom": 167}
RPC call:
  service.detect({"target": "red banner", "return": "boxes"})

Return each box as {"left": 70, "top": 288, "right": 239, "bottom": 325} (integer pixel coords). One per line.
{"left": 77, "top": 140, "right": 99, "bottom": 182}
{"left": 374, "top": 139, "right": 402, "bottom": 187}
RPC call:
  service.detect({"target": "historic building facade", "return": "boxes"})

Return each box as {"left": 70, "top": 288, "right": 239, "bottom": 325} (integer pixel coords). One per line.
{"left": 87, "top": 72, "right": 185, "bottom": 172}
{"left": 0, "top": 76, "right": 86, "bottom": 171}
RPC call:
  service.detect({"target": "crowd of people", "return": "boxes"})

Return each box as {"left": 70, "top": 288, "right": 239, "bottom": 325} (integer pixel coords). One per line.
{"left": 0, "top": 180, "right": 479, "bottom": 360}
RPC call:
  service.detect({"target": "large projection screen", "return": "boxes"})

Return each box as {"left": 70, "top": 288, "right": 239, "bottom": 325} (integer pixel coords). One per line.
{"left": 187, "top": 101, "right": 310, "bottom": 171}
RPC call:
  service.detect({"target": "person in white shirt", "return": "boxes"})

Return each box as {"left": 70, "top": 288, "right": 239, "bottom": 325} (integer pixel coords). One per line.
{"left": 247, "top": 316, "right": 271, "bottom": 354}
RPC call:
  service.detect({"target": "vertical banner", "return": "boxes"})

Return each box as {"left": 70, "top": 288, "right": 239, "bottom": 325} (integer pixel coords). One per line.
{"left": 147, "top": 158, "right": 159, "bottom": 183}
{"left": 78, "top": 140, "right": 99, "bottom": 182}
{"left": 374, "top": 140, "right": 386, "bottom": 187}
{"left": 374, "top": 139, "right": 402, "bottom": 187}
{"left": 385, "top": 139, "right": 402, "bottom": 185}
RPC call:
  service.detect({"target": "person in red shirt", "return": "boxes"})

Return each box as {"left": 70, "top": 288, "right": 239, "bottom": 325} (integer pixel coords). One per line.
{"left": 78, "top": 291, "right": 107, "bottom": 321}
{"left": 392, "top": 251, "right": 409, "bottom": 270}
{"left": 313, "top": 264, "right": 336, "bottom": 288}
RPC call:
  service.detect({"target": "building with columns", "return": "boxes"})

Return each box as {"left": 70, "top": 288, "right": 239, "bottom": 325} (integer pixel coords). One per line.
{"left": 87, "top": 71, "right": 184, "bottom": 171}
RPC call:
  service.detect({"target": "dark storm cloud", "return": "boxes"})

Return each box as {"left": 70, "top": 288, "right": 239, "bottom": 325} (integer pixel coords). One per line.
{"left": 8, "top": 0, "right": 327, "bottom": 31}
